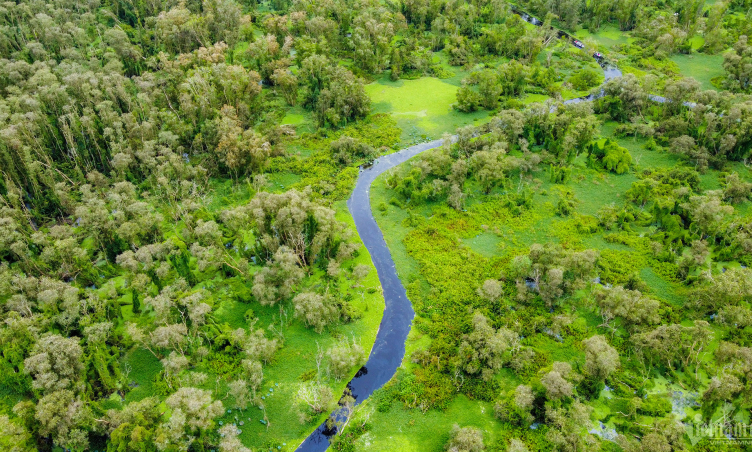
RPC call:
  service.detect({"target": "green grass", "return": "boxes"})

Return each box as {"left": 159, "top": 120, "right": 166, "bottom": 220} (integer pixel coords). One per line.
{"left": 462, "top": 232, "right": 503, "bottom": 258}
{"left": 522, "top": 93, "right": 549, "bottom": 104}
{"left": 366, "top": 76, "right": 489, "bottom": 143}
{"left": 575, "top": 24, "right": 631, "bottom": 50}
{"left": 353, "top": 395, "right": 503, "bottom": 452}
{"left": 669, "top": 53, "right": 726, "bottom": 90}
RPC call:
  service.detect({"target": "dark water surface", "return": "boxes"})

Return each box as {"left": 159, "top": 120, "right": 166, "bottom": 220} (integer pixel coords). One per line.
{"left": 295, "top": 139, "right": 448, "bottom": 452}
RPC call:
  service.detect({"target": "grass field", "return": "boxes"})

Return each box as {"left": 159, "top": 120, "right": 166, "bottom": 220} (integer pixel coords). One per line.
{"left": 575, "top": 24, "right": 632, "bottom": 50}
{"left": 669, "top": 53, "right": 726, "bottom": 90}
{"left": 366, "top": 76, "right": 489, "bottom": 143}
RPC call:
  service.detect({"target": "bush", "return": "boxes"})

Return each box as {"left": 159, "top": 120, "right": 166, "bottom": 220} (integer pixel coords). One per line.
{"left": 446, "top": 424, "right": 484, "bottom": 452}
{"left": 577, "top": 376, "right": 605, "bottom": 400}
{"left": 568, "top": 69, "right": 603, "bottom": 91}
{"left": 455, "top": 85, "right": 482, "bottom": 112}
{"left": 587, "top": 139, "right": 632, "bottom": 174}
{"left": 330, "top": 135, "right": 376, "bottom": 166}
{"left": 639, "top": 395, "right": 672, "bottom": 416}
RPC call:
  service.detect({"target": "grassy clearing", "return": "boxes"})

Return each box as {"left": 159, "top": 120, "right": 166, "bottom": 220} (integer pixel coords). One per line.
{"left": 366, "top": 76, "right": 489, "bottom": 143}
{"left": 669, "top": 53, "right": 726, "bottom": 90}
{"left": 575, "top": 24, "right": 631, "bottom": 50}
{"left": 354, "top": 394, "right": 502, "bottom": 451}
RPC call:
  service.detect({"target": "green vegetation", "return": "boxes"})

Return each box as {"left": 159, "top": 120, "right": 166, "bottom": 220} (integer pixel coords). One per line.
{"left": 0, "top": 0, "right": 751, "bottom": 450}
{"left": 355, "top": 87, "right": 752, "bottom": 450}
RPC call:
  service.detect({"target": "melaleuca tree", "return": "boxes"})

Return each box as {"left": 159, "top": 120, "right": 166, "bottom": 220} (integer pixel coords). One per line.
{"left": 252, "top": 246, "right": 305, "bottom": 305}
{"left": 445, "top": 425, "right": 485, "bottom": 452}
{"left": 582, "top": 335, "right": 620, "bottom": 380}
{"left": 242, "top": 188, "right": 356, "bottom": 266}
{"left": 21, "top": 334, "right": 91, "bottom": 449}
{"left": 458, "top": 313, "right": 519, "bottom": 381}
{"left": 594, "top": 285, "right": 660, "bottom": 331}
{"left": 105, "top": 397, "right": 163, "bottom": 451}
{"left": 477, "top": 279, "right": 502, "bottom": 303}
{"left": 154, "top": 4, "right": 210, "bottom": 54}
{"left": 0, "top": 414, "right": 34, "bottom": 452}
{"left": 232, "top": 327, "right": 279, "bottom": 364}
{"left": 293, "top": 291, "right": 341, "bottom": 332}
{"left": 350, "top": 10, "right": 400, "bottom": 73}
{"left": 247, "top": 34, "right": 294, "bottom": 83}
{"left": 155, "top": 387, "right": 224, "bottom": 451}
{"left": 299, "top": 55, "right": 371, "bottom": 128}
{"left": 327, "top": 339, "right": 364, "bottom": 380}
{"left": 724, "top": 35, "right": 752, "bottom": 93}
{"left": 218, "top": 424, "right": 252, "bottom": 452}
{"left": 541, "top": 362, "right": 574, "bottom": 401}
{"left": 271, "top": 68, "right": 299, "bottom": 106}
{"left": 545, "top": 401, "right": 597, "bottom": 452}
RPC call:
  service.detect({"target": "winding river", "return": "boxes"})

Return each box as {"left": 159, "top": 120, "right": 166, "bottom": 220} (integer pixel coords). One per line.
{"left": 296, "top": 12, "right": 624, "bottom": 452}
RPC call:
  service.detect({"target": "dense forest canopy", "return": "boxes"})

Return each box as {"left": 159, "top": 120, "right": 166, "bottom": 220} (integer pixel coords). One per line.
{"left": 0, "top": 0, "right": 751, "bottom": 450}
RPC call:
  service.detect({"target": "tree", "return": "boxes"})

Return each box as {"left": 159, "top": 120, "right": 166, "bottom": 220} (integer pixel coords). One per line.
{"left": 34, "top": 390, "right": 91, "bottom": 450}
{"left": 477, "top": 279, "right": 502, "bottom": 303}
{"left": 228, "top": 379, "right": 254, "bottom": 411}
{"left": 541, "top": 368, "right": 573, "bottom": 401}
{"left": 252, "top": 246, "right": 305, "bottom": 306}
{"left": 235, "top": 328, "right": 279, "bottom": 363}
{"left": 508, "top": 439, "right": 530, "bottom": 452}
{"left": 587, "top": 139, "right": 632, "bottom": 174}
{"left": 476, "top": 69, "right": 502, "bottom": 109}
{"left": 681, "top": 192, "right": 734, "bottom": 239}
{"left": 156, "top": 388, "right": 223, "bottom": 451}
{"left": 330, "top": 135, "right": 376, "bottom": 166}
{"left": 546, "top": 401, "right": 596, "bottom": 452}
{"left": 239, "top": 361, "right": 264, "bottom": 401}
{"left": 243, "top": 188, "right": 355, "bottom": 266}
{"left": 296, "top": 382, "right": 335, "bottom": 419}
{"left": 24, "top": 334, "right": 84, "bottom": 394}
{"left": 271, "top": 69, "right": 299, "bottom": 106}
{"left": 446, "top": 424, "right": 485, "bottom": 452}
{"left": 582, "top": 335, "right": 619, "bottom": 380}
{"left": 594, "top": 285, "right": 660, "bottom": 330}
{"left": 0, "top": 415, "right": 34, "bottom": 452}
{"left": 723, "top": 173, "right": 752, "bottom": 204}
{"left": 314, "top": 66, "right": 371, "bottom": 128}
{"left": 293, "top": 291, "right": 341, "bottom": 332}
{"left": 634, "top": 322, "right": 712, "bottom": 371}
{"left": 568, "top": 69, "right": 602, "bottom": 91}
{"left": 327, "top": 339, "right": 364, "bottom": 380}
{"left": 723, "top": 35, "right": 752, "bottom": 93}
{"left": 458, "top": 313, "right": 519, "bottom": 381}
{"left": 218, "top": 424, "right": 251, "bottom": 452}
{"left": 455, "top": 85, "right": 482, "bottom": 112}
{"left": 469, "top": 149, "right": 511, "bottom": 194}
{"left": 692, "top": 267, "right": 752, "bottom": 310}
{"left": 214, "top": 105, "right": 272, "bottom": 178}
